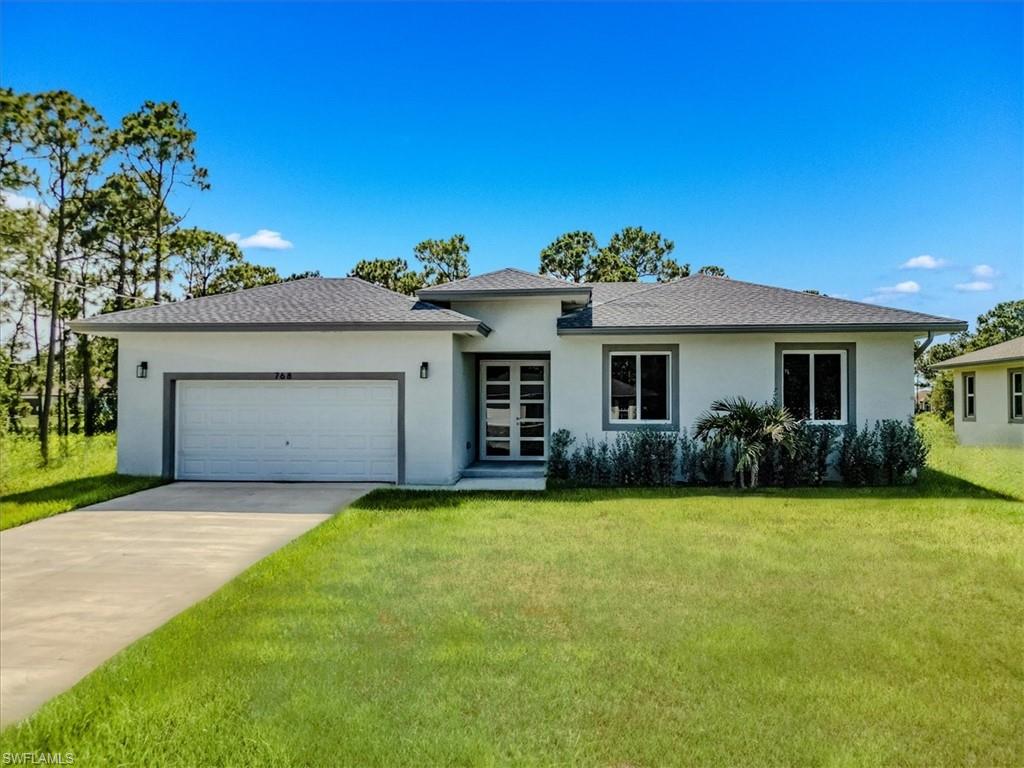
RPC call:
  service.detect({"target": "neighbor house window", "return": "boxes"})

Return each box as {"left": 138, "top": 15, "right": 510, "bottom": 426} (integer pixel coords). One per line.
{"left": 962, "top": 372, "right": 976, "bottom": 420}
{"left": 1009, "top": 369, "right": 1023, "bottom": 422}
{"left": 781, "top": 350, "right": 847, "bottom": 423}
{"left": 609, "top": 351, "right": 670, "bottom": 422}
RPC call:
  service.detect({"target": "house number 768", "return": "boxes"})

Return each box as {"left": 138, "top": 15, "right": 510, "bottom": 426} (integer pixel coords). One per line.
{"left": 274, "top": 372, "right": 293, "bottom": 380}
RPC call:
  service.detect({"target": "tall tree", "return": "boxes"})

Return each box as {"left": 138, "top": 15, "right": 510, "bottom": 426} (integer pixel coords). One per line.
{"left": 80, "top": 172, "right": 156, "bottom": 312}
{"left": 349, "top": 257, "right": 424, "bottom": 295}
{"left": 584, "top": 248, "right": 635, "bottom": 282}
{"left": 697, "top": 265, "right": 727, "bottom": 277}
{"left": 973, "top": 300, "right": 1024, "bottom": 349}
{"left": 413, "top": 234, "right": 470, "bottom": 285}
{"left": 0, "top": 88, "right": 37, "bottom": 193}
{"left": 170, "top": 228, "right": 243, "bottom": 298}
{"left": 31, "top": 91, "right": 108, "bottom": 462}
{"left": 539, "top": 231, "right": 597, "bottom": 283}
{"left": 599, "top": 226, "right": 683, "bottom": 281}
{"left": 206, "top": 260, "right": 281, "bottom": 295}
{"left": 115, "top": 101, "right": 208, "bottom": 304}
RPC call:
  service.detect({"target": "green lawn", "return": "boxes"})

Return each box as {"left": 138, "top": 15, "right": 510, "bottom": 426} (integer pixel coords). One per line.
{"left": 1, "top": 422, "right": 1021, "bottom": 766}
{"left": 0, "top": 433, "right": 164, "bottom": 531}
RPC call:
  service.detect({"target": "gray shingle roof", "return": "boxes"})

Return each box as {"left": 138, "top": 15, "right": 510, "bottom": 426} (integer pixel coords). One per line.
{"left": 417, "top": 268, "right": 591, "bottom": 299}
{"left": 558, "top": 274, "right": 966, "bottom": 334}
{"left": 70, "top": 277, "right": 489, "bottom": 334}
{"left": 930, "top": 337, "right": 1024, "bottom": 369}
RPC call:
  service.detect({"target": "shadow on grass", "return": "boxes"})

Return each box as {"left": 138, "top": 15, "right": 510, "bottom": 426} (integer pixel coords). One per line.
{"left": 0, "top": 473, "right": 162, "bottom": 506}
{"left": 353, "top": 468, "right": 1020, "bottom": 512}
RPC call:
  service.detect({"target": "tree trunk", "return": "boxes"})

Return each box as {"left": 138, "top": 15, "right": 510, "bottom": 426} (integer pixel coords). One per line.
{"left": 81, "top": 333, "right": 94, "bottom": 436}
{"left": 79, "top": 269, "right": 95, "bottom": 436}
{"left": 115, "top": 240, "right": 127, "bottom": 312}
{"left": 152, "top": 168, "right": 163, "bottom": 304}
{"left": 40, "top": 207, "right": 66, "bottom": 463}
{"left": 62, "top": 328, "right": 70, "bottom": 438}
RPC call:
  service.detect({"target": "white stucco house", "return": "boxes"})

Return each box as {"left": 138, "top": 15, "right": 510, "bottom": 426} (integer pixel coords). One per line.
{"left": 930, "top": 337, "right": 1024, "bottom": 446}
{"left": 71, "top": 268, "right": 966, "bottom": 485}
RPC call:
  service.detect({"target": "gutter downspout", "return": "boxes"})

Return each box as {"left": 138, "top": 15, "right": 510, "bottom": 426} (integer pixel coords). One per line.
{"left": 914, "top": 331, "right": 935, "bottom": 360}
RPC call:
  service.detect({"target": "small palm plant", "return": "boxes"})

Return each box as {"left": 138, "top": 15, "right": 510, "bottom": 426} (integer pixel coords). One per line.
{"left": 693, "top": 397, "right": 801, "bottom": 488}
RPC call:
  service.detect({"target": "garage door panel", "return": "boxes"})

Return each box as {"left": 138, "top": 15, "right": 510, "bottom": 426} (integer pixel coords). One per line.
{"left": 176, "top": 379, "right": 398, "bottom": 482}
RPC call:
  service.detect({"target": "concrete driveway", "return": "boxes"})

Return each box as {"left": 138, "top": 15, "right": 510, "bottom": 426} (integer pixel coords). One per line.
{"left": 0, "top": 481, "right": 378, "bottom": 726}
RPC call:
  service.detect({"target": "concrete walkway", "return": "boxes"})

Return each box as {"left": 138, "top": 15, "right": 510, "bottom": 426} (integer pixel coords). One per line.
{"left": 0, "top": 482, "right": 377, "bottom": 726}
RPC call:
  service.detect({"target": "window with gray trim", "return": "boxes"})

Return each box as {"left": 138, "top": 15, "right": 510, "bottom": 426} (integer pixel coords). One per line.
{"left": 1009, "top": 368, "right": 1023, "bottom": 422}
{"left": 609, "top": 351, "right": 670, "bottom": 422}
{"left": 774, "top": 342, "right": 856, "bottom": 425}
{"left": 962, "top": 372, "right": 976, "bottom": 420}
{"left": 781, "top": 350, "right": 848, "bottom": 423}
{"left": 602, "top": 344, "right": 679, "bottom": 431}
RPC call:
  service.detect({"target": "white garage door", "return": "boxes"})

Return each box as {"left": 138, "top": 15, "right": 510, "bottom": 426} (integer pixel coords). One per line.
{"left": 176, "top": 379, "right": 398, "bottom": 482}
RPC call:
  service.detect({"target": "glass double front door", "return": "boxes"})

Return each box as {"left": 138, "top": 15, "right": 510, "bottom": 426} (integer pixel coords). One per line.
{"left": 480, "top": 361, "right": 547, "bottom": 460}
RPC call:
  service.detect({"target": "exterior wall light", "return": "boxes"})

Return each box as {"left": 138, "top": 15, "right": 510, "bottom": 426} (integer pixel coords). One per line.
{"left": 419, "top": 362, "right": 429, "bottom": 379}
{"left": 136, "top": 361, "right": 148, "bottom": 379}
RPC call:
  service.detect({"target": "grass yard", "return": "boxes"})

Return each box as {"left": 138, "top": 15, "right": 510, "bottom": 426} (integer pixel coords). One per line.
{"left": 1, "top": 421, "right": 1022, "bottom": 766}
{"left": 0, "top": 433, "right": 164, "bottom": 531}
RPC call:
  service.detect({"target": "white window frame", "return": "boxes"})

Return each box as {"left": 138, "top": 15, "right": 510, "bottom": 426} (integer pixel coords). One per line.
{"left": 608, "top": 351, "right": 672, "bottom": 424}
{"left": 781, "top": 349, "right": 848, "bottom": 425}
{"left": 1008, "top": 369, "right": 1023, "bottom": 423}
{"left": 963, "top": 372, "right": 976, "bottom": 421}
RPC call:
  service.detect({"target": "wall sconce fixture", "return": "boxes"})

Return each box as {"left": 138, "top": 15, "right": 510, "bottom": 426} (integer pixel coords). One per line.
{"left": 136, "top": 361, "right": 148, "bottom": 379}
{"left": 419, "top": 362, "right": 429, "bottom": 379}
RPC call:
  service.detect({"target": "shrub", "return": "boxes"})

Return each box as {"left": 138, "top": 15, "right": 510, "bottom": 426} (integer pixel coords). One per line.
{"left": 694, "top": 438, "right": 728, "bottom": 486}
{"left": 678, "top": 431, "right": 699, "bottom": 484}
{"left": 554, "top": 428, "right": 678, "bottom": 487}
{"left": 877, "top": 419, "right": 928, "bottom": 484}
{"left": 837, "top": 420, "right": 928, "bottom": 486}
{"left": 767, "top": 423, "right": 838, "bottom": 487}
{"left": 547, "top": 429, "right": 575, "bottom": 481}
{"left": 838, "top": 422, "right": 881, "bottom": 485}
{"left": 610, "top": 429, "right": 678, "bottom": 485}
{"left": 570, "top": 436, "right": 615, "bottom": 486}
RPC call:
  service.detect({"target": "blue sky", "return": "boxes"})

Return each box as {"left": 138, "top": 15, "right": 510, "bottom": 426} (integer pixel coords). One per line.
{"left": 3, "top": 2, "right": 1021, "bottom": 328}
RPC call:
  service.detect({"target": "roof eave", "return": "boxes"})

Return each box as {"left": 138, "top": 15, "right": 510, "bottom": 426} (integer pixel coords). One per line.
{"left": 557, "top": 321, "right": 968, "bottom": 335}
{"left": 69, "top": 320, "right": 491, "bottom": 336}
{"left": 930, "top": 354, "right": 1024, "bottom": 370}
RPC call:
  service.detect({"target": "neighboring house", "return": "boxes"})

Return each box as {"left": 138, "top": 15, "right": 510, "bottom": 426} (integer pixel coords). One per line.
{"left": 914, "top": 386, "right": 933, "bottom": 413}
{"left": 930, "top": 337, "right": 1024, "bottom": 446}
{"left": 70, "top": 268, "right": 966, "bottom": 485}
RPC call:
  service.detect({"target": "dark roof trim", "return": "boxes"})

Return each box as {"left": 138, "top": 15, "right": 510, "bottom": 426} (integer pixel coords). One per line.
{"left": 417, "top": 287, "right": 592, "bottom": 301}
{"left": 931, "top": 353, "right": 1024, "bottom": 370}
{"left": 70, "top": 320, "right": 492, "bottom": 336}
{"left": 557, "top": 321, "right": 967, "bottom": 336}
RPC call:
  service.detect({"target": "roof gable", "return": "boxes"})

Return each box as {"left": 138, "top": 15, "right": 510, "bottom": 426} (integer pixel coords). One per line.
{"left": 417, "top": 268, "right": 591, "bottom": 299}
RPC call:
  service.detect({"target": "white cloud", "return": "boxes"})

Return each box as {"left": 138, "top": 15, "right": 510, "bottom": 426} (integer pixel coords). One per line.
{"left": 1, "top": 191, "right": 47, "bottom": 212}
{"left": 971, "top": 264, "right": 995, "bottom": 279}
{"left": 877, "top": 280, "right": 920, "bottom": 295}
{"left": 954, "top": 280, "right": 993, "bottom": 292}
{"left": 227, "top": 229, "right": 293, "bottom": 250}
{"left": 902, "top": 254, "right": 944, "bottom": 270}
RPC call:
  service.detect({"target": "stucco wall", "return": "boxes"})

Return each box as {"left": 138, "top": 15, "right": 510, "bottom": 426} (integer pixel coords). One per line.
{"left": 951, "top": 364, "right": 1024, "bottom": 446}
{"left": 451, "top": 344, "right": 475, "bottom": 472}
{"left": 115, "top": 331, "right": 458, "bottom": 484}
{"left": 548, "top": 331, "right": 917, "bottom": 440}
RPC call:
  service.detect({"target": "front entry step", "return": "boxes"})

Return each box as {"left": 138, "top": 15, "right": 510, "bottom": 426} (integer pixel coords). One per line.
{"left": 461, "top": 461, "right": 546, "bottom": 479}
